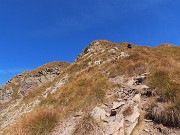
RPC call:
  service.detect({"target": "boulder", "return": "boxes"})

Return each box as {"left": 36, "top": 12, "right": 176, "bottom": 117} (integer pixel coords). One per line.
{"left": 112, "top": 101, "right": 125, "bottom": 109}
{"left": 91, "top": 107, "right": 106, "bottom": 121}
{"left": 125, "top": 105, "right": 140, "bottom": 123}
{"left": 125, "top": 105, "right": 140, "bottom": 135}
{"left": 132, "top": 94, "right": 141, "bottom": 103}
{"left": 120, "top": 52, "right": 129, "bottom": 58}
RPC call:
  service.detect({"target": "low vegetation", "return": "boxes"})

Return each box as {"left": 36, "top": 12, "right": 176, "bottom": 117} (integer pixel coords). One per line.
{"left": 7, "top": 108, "right": 58, "bottom": 135}
{"left": 123, "top": 106, "right": 133, "bottom": 117}
{"left": 1, "top": 41, "right": 180, "bottom": 134}
{"left": 40, "top": 69, "right": 113, "bottom": 118}
{"left": 145, "top": 46, "right": 180, "bottom": 127}
{"left": 73, "top": 115, "right": 97, "bottom": 135}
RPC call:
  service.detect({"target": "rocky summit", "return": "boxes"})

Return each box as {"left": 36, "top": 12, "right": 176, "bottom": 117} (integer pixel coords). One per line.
{"left": 0, "top": 40, "right": 180, "bottom": 135}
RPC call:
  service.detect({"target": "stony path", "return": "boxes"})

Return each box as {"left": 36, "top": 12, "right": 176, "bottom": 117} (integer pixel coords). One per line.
{"left": 51, "top": 73, "right": 148, "bottom": 135}
{"left": 51, "top": 73, "right": 180, "bottom": 135}
{"left": 89, "top": 74, "right": 148, "bottom": 135}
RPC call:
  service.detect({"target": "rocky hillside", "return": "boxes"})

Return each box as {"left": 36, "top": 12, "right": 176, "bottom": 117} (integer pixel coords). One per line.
{"left": 0, "top": 40, "right": 180, "bottom": 135}
{"left": 0, "top": 61, "right": 69, "bottom": 105}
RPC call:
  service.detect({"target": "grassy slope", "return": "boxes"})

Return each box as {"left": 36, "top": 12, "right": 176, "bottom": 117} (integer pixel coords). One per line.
{"left": 2, "top": 41, "right": 180, "bottom": 134}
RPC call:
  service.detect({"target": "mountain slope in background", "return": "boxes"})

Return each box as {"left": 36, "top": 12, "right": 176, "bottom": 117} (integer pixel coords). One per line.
{"left": 0, "top": 40, "right": 180, "bottom": 135}
{"left": 0, "top": 62, "right": 69, "bottom": 107}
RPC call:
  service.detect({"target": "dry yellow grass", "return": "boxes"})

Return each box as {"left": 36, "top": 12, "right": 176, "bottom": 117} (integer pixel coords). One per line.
{"left": 1, "top": 41, "right": 180, "bottom": 133}
{"left": 40, "top": 69, "right": 114, "bottom": 118}
{"left": 5, "top": 108, "right": 58, "bottom": 135}
{"left": 73, "top": 115, "right": 97, "bottom": 135}
{"left": 30, "top": 43, "right": 180, "bottom": 128}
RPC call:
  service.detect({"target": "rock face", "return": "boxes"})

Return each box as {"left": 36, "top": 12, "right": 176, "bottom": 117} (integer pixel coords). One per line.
{"left": 0, "top": 62, "right": 70, "bottom": 104}
{"left": 89, "top": 74, "right": 144, "bottom": 135}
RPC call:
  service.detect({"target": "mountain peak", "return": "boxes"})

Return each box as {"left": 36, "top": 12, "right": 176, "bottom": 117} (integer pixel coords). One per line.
{"left": 0, "top": 40, "right": 180, "bottom": 135}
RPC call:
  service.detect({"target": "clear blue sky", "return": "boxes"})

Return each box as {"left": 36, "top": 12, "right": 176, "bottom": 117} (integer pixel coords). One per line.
{"left": 0, "top": 0, "right": 180, "bottom": 86}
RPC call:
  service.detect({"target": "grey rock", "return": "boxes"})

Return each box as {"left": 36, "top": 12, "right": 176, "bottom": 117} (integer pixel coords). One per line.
{"left": 112, "top": 101, "right": 125, "bottom": 109}
{"left": 91, "top": 107, "right": 106, "bottom": 121}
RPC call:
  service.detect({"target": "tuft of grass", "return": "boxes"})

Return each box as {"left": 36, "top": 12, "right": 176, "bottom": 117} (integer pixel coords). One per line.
{"left": 123, "top": 106, "right": 133, "bottom": 117}
{"left": 8, "top": 109, "right": 58, "bottom": 135}
{"left": 149, "top": 70, "right": 169, "bottom": 89}
{"left": 148, "top": 70, "right": 179, "bottom": 101}
{"left": 73, "top": 115, "right": 97, "bottom": 135}
{"left": 174, "top": 95, "right": 180, "bottom": 110}
{"left": 145, "top": 104, "right": 180, "bottom": 127}
{"left": 147, "top": 68, "right": 180, "bottom": 127}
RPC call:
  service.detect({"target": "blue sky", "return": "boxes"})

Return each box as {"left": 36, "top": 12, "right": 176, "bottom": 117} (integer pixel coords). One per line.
{"left": 0, "top": 0, "right": 180, "bottom": 86}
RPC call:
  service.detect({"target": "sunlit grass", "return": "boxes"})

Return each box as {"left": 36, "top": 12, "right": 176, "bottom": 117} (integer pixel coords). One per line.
{"left": 7, "top": 108, "right": 58, "bottom": 135}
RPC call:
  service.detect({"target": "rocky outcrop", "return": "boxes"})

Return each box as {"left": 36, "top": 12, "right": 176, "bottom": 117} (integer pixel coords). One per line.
{"left": 52, "top": 73, "right": 147, "bottom": 135}
{"left": 0, "top": 62, "right": 70, "bottom": 104}
{"left": 0, "top": 74, "right": 69, "bottom": 131}
{"left": 0, "top": 87, "right": 13, "bottom": 104}
{"left": 76, "top": 40, "right": 117, "bottom": 61}
{"left": 89, "top": 74, "right": 146, "bottom": 135}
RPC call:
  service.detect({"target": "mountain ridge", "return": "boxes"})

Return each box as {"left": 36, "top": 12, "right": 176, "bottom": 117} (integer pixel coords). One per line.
{"left": 0, "top": 61, "right": 70, "bottom": 104}
{"left": 0, "top": 40, "right": 180, "bottom": 135}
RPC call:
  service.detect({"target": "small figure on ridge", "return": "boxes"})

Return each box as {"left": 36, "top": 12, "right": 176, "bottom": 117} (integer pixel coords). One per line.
{"left": 127, "top": 43, "right": 132, "bottom": 49}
